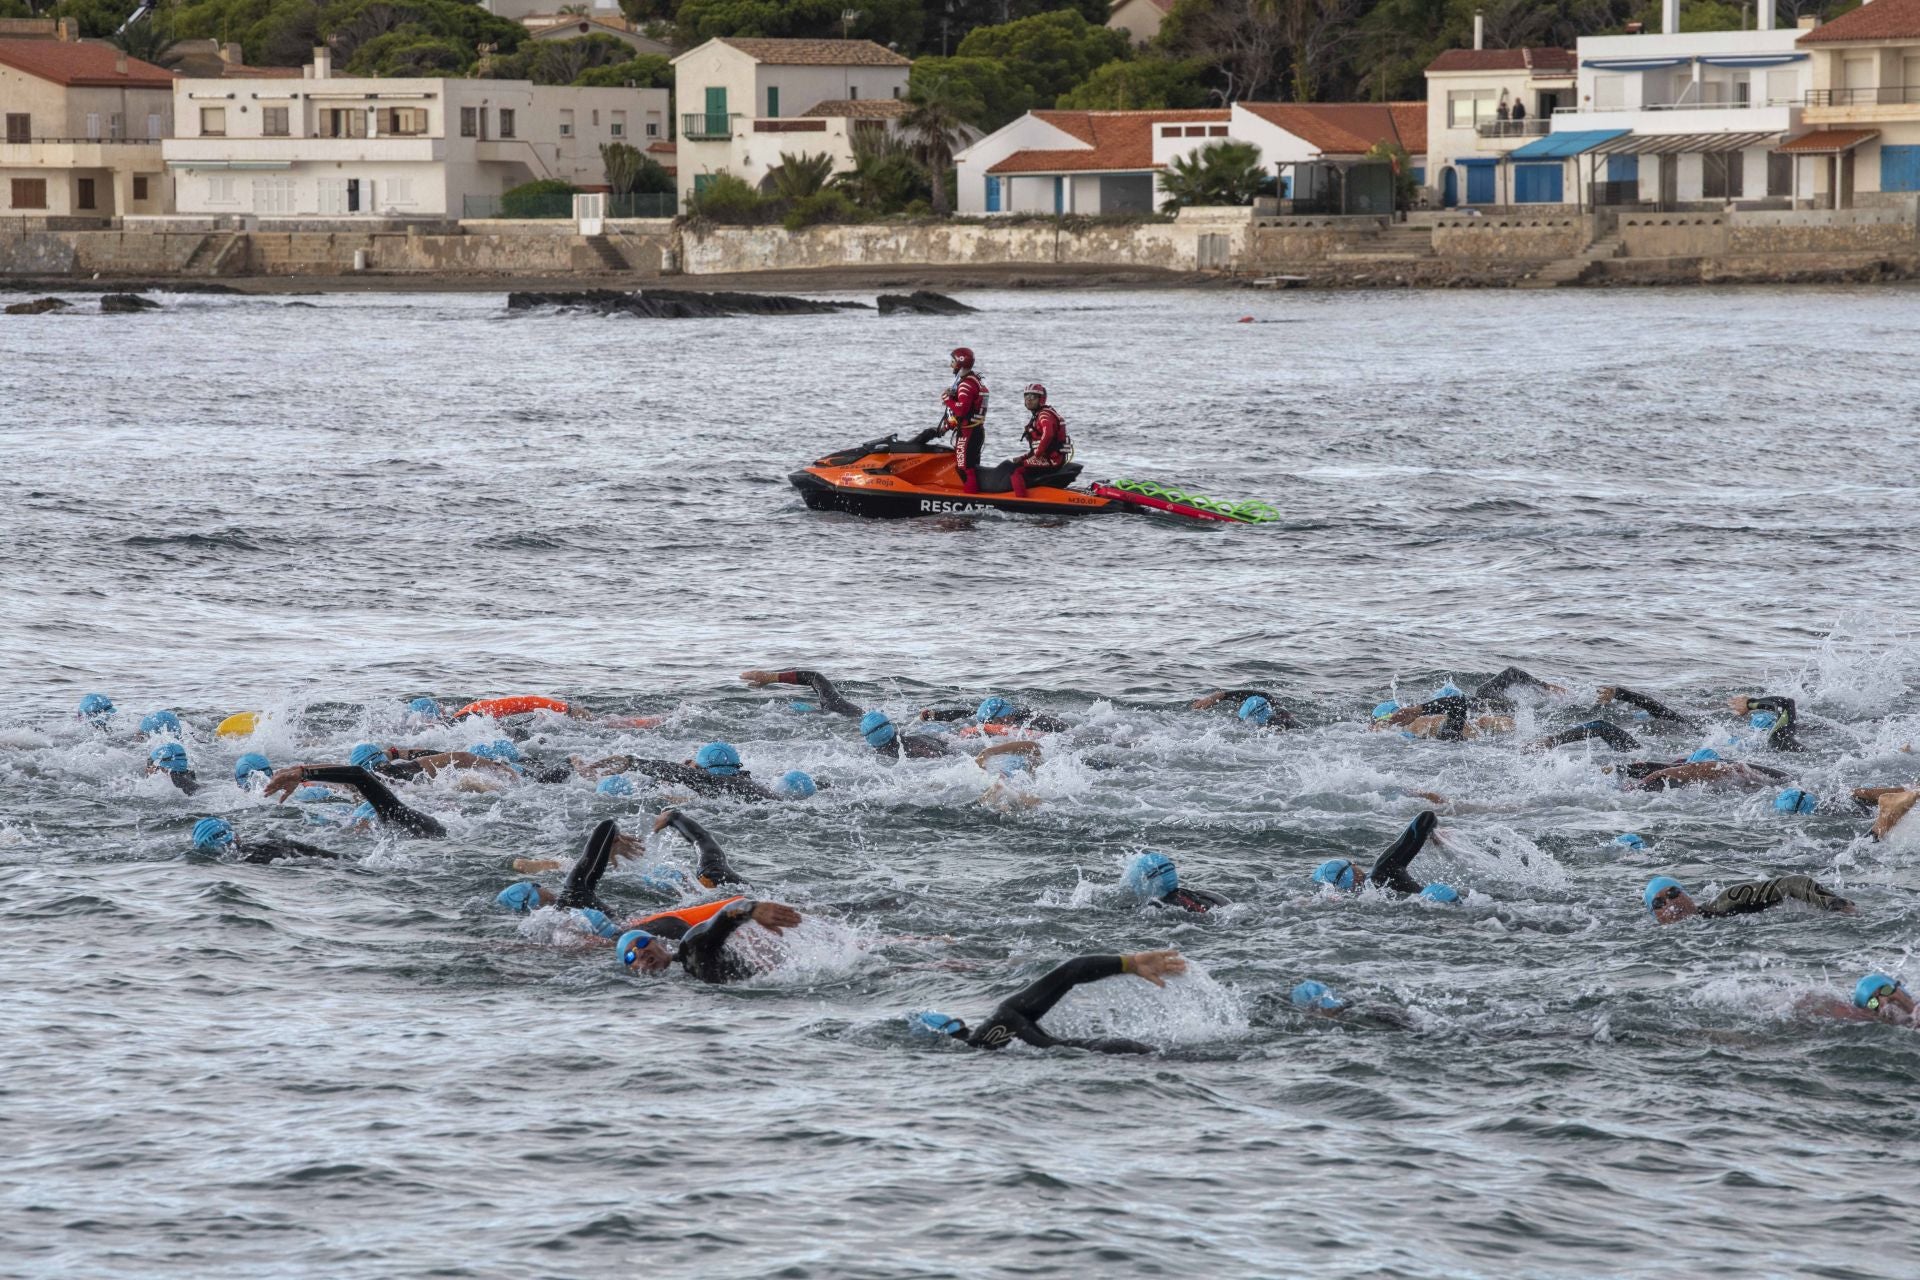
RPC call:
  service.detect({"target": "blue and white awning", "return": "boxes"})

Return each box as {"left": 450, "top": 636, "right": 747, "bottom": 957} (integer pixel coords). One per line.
{"left": 1509, "top": 129, "right": 1630, "bottom": 159}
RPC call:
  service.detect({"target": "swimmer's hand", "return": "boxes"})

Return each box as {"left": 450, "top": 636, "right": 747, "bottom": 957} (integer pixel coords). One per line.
{"left": 651, "top": 809, "right": 678, "bottom": 833}
{"left": 1385, "top": 705, "right": 1425, "bottom": 726}
{"left": 1406, "top": 789, "right": 1448, "bottom": 805}
{"left": 513, "top": 857, "right": 563, "bottom": 874}
{"left": 261, "top": 766, "right": 308, "bottom": 803}
{"left": 1595, "top": 686, "right": 1617, "bottom": 704}
{"left": 1544, "top": 682, "right": 1569, "bottom": 695}
{"left": 1127, "top": 948, "right": 1185, "bottom": 988}
{"left": 1190, "top": 691, "right": 1226, "bottom": 710}
{"left": 740, "top": 670, "right": 777, "bottom": 687}
{"left": 1727, "top": 695, "right": 1751, "bottom": 715}
{"left": 751, "top": 902, "right": 802, "bottom": 933}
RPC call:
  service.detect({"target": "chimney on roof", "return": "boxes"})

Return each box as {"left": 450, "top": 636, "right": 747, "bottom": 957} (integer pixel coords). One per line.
{"left": 114, "top": 50, "right": 127, "bottom": 75}
{"left": 1473, "top": 9, "right": 1483, "bottom": 50}
{"left": 312, "top": 45, "right": 331, "bottom": 79}
{"left": 1798, "top": 14, "right": 1819, "bottom": 28}
{"left": 56, "top": 15, "right": 76, "bottom": 40}
{"left": 219, "top": 41, "right": 243, "bottom": 64}
{"left": 1759, "top": 0, "right": 1774, "bottom": 29}
{"left": 1662, "top": 0, "right": 1678, "bottom": 35}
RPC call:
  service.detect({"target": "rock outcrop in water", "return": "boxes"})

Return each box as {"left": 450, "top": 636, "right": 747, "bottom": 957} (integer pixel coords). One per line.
{"left": 507, "top": 289, "right": 866, "bottom": 318}
{"left": 876, "top": 290, "right": 976, "bottom": 316}
{"left": 100, "top": 293, "right": 161, "bottom": 313}
{"left": 5, "top": 296, "right": 69, "bottom": 315}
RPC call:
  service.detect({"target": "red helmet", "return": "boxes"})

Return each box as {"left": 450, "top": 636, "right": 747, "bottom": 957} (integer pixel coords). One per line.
{"left": 950, "top": 347, "right": 974, "bottom": 369}
{"left": 1022, "top": 382, "right": 1047, "bottom": 400}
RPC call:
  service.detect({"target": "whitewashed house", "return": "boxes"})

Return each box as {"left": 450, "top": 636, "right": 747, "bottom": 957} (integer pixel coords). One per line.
{"left": 163, "top": 47, "right": 668, "bottom": 219}
{"left": 0, "top": 37, "right": 176, "bottom": 220}
{"left": 670, "top": 37, "right": 911, "bottom": 206}
{"left": 1423, "top": 39, "right": 1576, "bottom": 207}
{"left": 1790, "top": 0, "right": 1920, "bottom": 208}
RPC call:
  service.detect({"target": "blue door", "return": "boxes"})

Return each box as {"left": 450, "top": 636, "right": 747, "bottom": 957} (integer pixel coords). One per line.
{"left": 1881, "top": 145, "right": 1920, "bottom": 191}
{"left": 1514, "top": 163, "right": 1564, "bottom": 203}
{"left": 985, "top": 176, "right": 1000, "bottom": 213}
{"left": 1442, "top": 167, "right": 1458, "bottom": 207}
{"left": 1465, "top": 164, "right": 1495, "bottom": 204}
{"left": 1052, "top": 176, "right": 1063, "bottom": 214}
{"left": 1607, "top": 155, "right": 1639, "bottom": 183}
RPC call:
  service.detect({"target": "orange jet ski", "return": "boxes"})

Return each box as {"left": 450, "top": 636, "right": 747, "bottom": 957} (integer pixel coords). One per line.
{"left": 791, "top": 431, "right": 1124, "bottom": 520}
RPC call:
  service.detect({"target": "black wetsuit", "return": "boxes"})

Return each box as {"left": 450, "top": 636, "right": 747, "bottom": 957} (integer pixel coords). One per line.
{"left": 1606, "top": 687, "right": 1701, "bottom": 729}
{"left": 1538, "top": 720, "right": 1642, "bottom": 751}
{"left": 1365, "top": 811, "right": 1436, "bottom": 895}
{"left": 674, "top": 899, "right": 771, "bottom": 984}
{"left": 620, "top": 758, "right": 778, "bottom": 800}
{"left": 300, "top": 765, "right": 446, "bottom": 837}
{"left": 239, "top": 834, "right": 342, "bottom": 864}
{"left": 1148, "top": 887, "right": 1231, "bottom": 914}
{"left": 557, "top": 813, "right": 744, "bottom": 917}
{"left": 958, "top": 956, "right": 1155, "bottom": 1054}
{"left": 1203, "top": 689, "right": 1299, "bottom": 731}
{"left": 872, "top": 732, "right": 956, "bottom": 759}
{"left": 161, "top": 771, "right": 199, "bottom": 796}
{"left": 769, "top": 669, "right": 865, "bottom": 717}
{"left": 1468, "top": 666, "right": 1555, "bottom": 712}
{"left": 1699, "top": 875, "right": 1851, "bottom": 918}
{"left": 1620, "top": 758, "right": 1791, "bottom": 785}
{"left": 1746, "top": 695, "right": 1805, "bottom": 752}
{"left": 923, "top": 705, "right": 1074, "bottom": 733}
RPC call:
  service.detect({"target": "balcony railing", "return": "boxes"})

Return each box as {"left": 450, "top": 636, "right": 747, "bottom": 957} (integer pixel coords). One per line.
{"left": 1, "top": 135, "right": 161, "bottom": 144}
{"left": 1554, "top": 98, "right": 1795, "bottom": 114}
{"left": 1806, "top": 86, "right": 1920, "bottom": 107}
{"left": 1474, "top": 118, "right": 1551, "bottom": 138}
{"left": 681, "top": 112, "right": 737, "bottom": 140}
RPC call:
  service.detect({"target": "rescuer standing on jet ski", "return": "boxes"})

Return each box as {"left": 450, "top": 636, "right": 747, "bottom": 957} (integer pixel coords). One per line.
{"left": 1007, "top": 383, "right": 1070, "bottom": 498}
{"left": 938, "top": 347, "right": 989, "bottom": 494}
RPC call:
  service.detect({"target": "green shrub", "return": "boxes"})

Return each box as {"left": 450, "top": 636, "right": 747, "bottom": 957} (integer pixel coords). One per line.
{"left": 782, "top": 188, "right": 867, "bottom": 231}
{"left": 686, "top": 172, "right": 766, "bottom": 224}
{"left": 500, "top": 178, "right": 579, "bottom": 217}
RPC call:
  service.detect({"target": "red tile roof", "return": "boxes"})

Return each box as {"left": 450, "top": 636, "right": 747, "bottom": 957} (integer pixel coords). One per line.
{"left": 1238, "top": 101, "right": 1427, "bottom": 157}
{"left": 801, "top": 97, "right": 909, "bottom": 119}
{"left": 1799, "top": 0, "right": 1920, "bottom": 42}
{"left": 986, "top": 109, "right": 1231, "bottom": 174}
{"left": 1776, "top": 128, "right": 1879, "bottom": 153}
{"left": 714, "top": 37, "right": 909, "bottom": 66}
{"left": 1425, "top": 46, "right": 1576, "bottom": 75}
{"left": 0, "top": 38, "right": 174, "bottom": 88}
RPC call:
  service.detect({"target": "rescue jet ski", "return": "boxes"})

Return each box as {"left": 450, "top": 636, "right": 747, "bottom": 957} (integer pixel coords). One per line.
{"left": 789, "top": 431, "right": 1117, "bottom": 519}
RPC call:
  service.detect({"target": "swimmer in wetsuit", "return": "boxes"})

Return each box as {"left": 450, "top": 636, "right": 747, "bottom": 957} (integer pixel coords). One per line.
{"left": 1191, "top": 689, "right": 1299, "bottom": 731}
{"left": 1852, "top": 785, "right": 1920, "bottom": 841}
{"left": 146, "top": 742, "right": 199, "bottom": 795}
{"left": 1121, "top": 852, "right": 1230, "bottom": 915}
{"left": 919, "top": 695, "right": 1072, "bottom": 735}
{"left": 574, "top": 743, "right": 783, "bottom": 800}
{"left": 914, "top": 948, "right": 1187, "bottom": 1053}
{"left": 260, "top": 764, "right": 447, "bottom": 837}
{"left": 613, "top": 898, "right": 805, "bottom": 984}
{"left": 1610, "top": 749, "right": 1791, "bottom": 792}
{"left": 1643, "top": 873, "right": 1855, "bottom": 924}
{"left": 1726, "top": 693, "right": 1806, "bottom": 752}
{"left": 740, "top": 669, "right": 866, "bottom": 717}
{"left": 498, "top": 811, "right": 746, "bottom": 917}
{"left": 190, "top": 815, "right": 344, "bottom": 864}
{"left": 1310, "top": 811, "right": 1461, "bottom": 903}
{"left": 1376, "top": 668, "right": 1565, "bottom": 742}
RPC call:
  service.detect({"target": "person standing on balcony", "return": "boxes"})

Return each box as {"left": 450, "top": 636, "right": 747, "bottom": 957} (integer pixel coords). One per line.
{"left": 1497, "top": 95, "right": 1511, "bottom": 124}
{"left": 1511, "top": 98, "right": 1528, "bottom": 126}
{"left": 938, "top": 346, "right": 989, "bottom": 494}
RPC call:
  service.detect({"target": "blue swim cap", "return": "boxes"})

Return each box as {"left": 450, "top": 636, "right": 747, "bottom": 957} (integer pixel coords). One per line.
{"left": 1631, "top": 708, "right": 1651, "bottom": 721}
{"left": 1687, "top": 748, "right": 1721, "bottom": 763}
{"left": 233, "top": 752, "right": 272, "bottom": 785}
{"left": 1854, "top": 973, "right": 1903, "bottom": 1010}
{"left": 639, "top": 867, "right": 690, "bottom": 893}
{"left": 192, "top": 816, "right": 234, "bottom": 850}
{"left": 1749, "top": 711, "right": 1779, "bottom": 731}
{"left": 408, "top": 697, "right": 441, "bottom": 716}
{"left": 913, "top": 1010, "right": 965, "bottom": 1037}
{"left": 777, "top": 769, "right": 817, "bottom": 799}
{"left": 1775, "top": 788, "right": 1817, "bottom": 815}
{"left": 1312, "top": 859, "right": 1358, "bottom": 891}
{"left": 1238, "top": 696, "right": 1273, "bottom": 726}
{"left": 78, "top": 693, "right": 115, "bottom": 723}
{"left": 1613, "top": 833, "right": 1648, "bottom": 850}
{"left": 571, "top": 907, "right": 619, "bottom": 939}
{"left": 1432, "top": 682, "right": 1464, "bottom": 699}
{"left": 596, "top": 775, "right": 635, "bottom": 797}
{"left": 976, "top": 696, "right": 1017, "bottom": 722}
{"left": 496, "top": 882, "right": 542, "bottom": 912}
{"left": 349, "top": 743, "right": 386, "bottom": 769}
{"left": 790, "top": 700, "right": 818, "bottom": 714}
{"left": 148, "top": 742, "right": 190, "bottom": 773}
{"left": 990, "top": 752, "right": 1033, "bottom": 777}
{"left": 1371, "top": 699, "right": 1400, "bottom": 720}
{"left": 1644, "top": 875, "right": 1684, "bottom": 913}
{"left": 615, "top": 929, "right": 655, "bottom": 968}
{"left": 292, "top": 785, "right": 334, "bottom": 803}
{"left": 1291, "top": 980, "right": 1347, "bottom": 1010}
{"left": 695, "top": 742, "right": 741, "bottom": 775}
{"left": 860, "top": 711, "right": 896, "bottom": 748}
{"left": 139, "top": 709, "right": 181, "bottom": 736}
{"left": 349, "top": 801, "right": 377, "bottom": 824}
{"left": 1419, "top": 883, "right": 1460, "bottom": 904}
{"left": 1122, "top": 851, "right": 1179, "bottom": 901}
{"left": 485, "top": 739, "right": 522, "bottom": 764}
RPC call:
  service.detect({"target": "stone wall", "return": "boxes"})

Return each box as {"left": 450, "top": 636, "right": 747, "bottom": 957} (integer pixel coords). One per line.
{"left": 1620, "top": 213, "right": 1730, "bottom": 258}
{"left": 1246, "top": 217, "right": 1389, "bottom": 266}
{"left": 1619, "top": 207, "right": 1920, "bottom": 259}
{"left": 1431, "top": 214, "right": 1589, "bottom": 260}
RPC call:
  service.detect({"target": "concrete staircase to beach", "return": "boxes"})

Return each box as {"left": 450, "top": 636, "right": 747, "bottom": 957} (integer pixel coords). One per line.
{"left": 1326, "top": 224, "right": 1435, "bottom": 263}
{"left": 584, "top": 234, "right": 629, "bottom": 272}
{"left": 1516, "top": 233, "right": 1624, "bottom": 289}
{"left": 181, "top": 232, "right": 242, "bottom": 276}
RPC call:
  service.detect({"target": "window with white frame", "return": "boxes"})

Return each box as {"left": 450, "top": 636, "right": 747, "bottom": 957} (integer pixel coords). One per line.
{"left": 385, "top": 176, "right": 414, "bottom": 205}
{"left": 200, "top": 106, "right": 226, "bottom": 136}
{"left": 253, "top": 175, "right": 295, "bottom": 214}
{"left": 207, "top": 174, "right": 237, "bottom": 203}
{"left": 611, "top": 110, "right": 625, "bottom": 138}
{"left": 1446, "top": 90, "right": 1497, "bottom": 128}
{"left": 559, "top": 109, "right": 574, "bottom": 137}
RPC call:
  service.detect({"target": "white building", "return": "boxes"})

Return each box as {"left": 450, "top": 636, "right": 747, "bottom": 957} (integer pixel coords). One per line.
{"left": 1789, "top": 0, "right": 1920, "bottom": 208}
{"left": 0, "top": 37, "right": 176, "bottom": 220}
{"left": 670, "top": 36, "right": 911, "bottom": 205}
{"left": 163, "top": 48, "right": 668, "bottom": 219}
{"left": 1499, "top": 3, "right": 1812, "bottom": 208}
{"left": 954, "top": 103, "right": 1423, "bottom": 216}
{"left": 1423, "top": 44, "right": 1576, "bottom": 207}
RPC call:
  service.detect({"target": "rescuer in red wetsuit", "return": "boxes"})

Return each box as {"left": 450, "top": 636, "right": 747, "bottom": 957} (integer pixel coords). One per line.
{"left": 1007, "top": 382, "right": 1070, "bottom": 497}
{"left": 938, "top": 347, "right": 989, "bottom": 493}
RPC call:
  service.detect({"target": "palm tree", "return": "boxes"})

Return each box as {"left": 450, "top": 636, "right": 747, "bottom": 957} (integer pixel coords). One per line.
{"left": 899, "top": 75, "right": 968, "bottom": 217}
{"left": 765, "top": 151, "right": 835, "bottom": 202}
{"left": 1159, "top": 141, "right": 1266, "bottom": 212}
